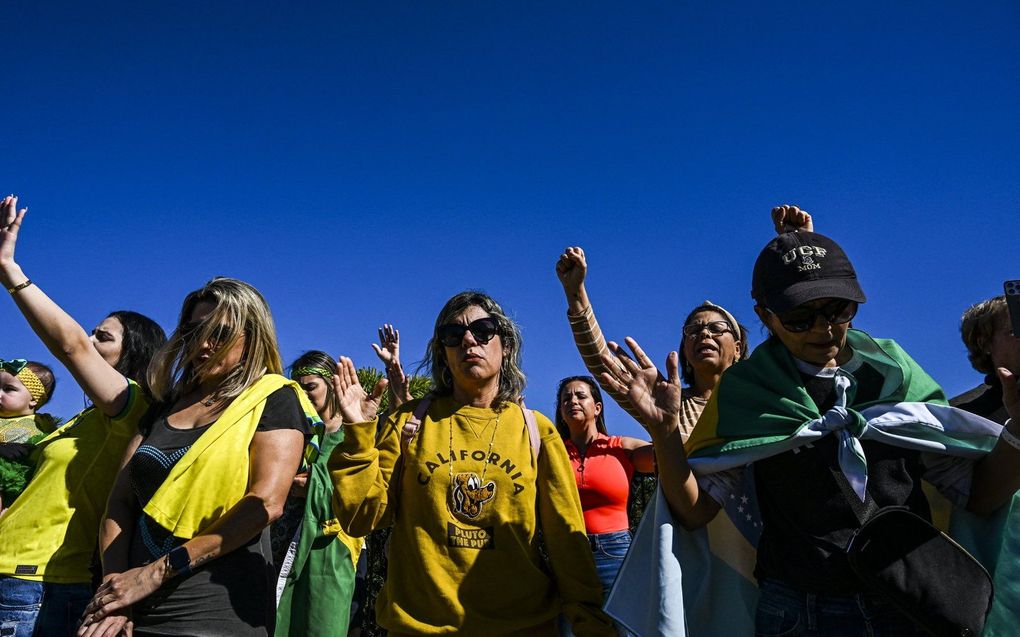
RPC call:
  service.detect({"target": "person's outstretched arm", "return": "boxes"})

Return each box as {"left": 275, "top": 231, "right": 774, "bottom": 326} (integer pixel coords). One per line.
{"left": 556, "top": 246, "right": 650, "bottom": 427}
{"left": 0, "top": 195, "right": 131, "bottom": 417}
{"left": 327, "top": 356, "right": 399, "bottom": 538}
{"left": 600, "top": 338, "right": 720, "bottom": 529}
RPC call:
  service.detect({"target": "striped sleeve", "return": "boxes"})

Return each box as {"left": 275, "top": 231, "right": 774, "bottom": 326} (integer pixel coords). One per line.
{"left": 567, "top": 303, "right": 649, "bottom": 427}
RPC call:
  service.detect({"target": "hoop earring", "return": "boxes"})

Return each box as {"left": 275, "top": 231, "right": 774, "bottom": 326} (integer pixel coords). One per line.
{"left": 442, "top": 367, "right": 453, "bottom": 387}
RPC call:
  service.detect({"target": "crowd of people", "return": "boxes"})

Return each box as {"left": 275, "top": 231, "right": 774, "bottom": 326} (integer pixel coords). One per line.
{"left": 0, "top": 193, "right": 1016, "bottom": 637}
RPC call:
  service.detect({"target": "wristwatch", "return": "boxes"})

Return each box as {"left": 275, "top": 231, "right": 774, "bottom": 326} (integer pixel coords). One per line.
{"left": 165, "top": 545, "right": 192, "bottom": 578}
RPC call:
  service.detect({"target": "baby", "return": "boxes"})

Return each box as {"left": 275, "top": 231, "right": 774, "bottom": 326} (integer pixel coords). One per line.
{"left": 0, "top": 358, "right": 57, "bottom": 510}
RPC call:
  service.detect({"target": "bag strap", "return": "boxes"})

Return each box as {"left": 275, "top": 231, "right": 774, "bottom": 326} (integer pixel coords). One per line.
{"left": 388, "top": 395, "right": 433, "bottom": 524}
{"left": 831, "top": 466, "right": 880, "bottom": 526}
{"left": 400, "top": 395, "right": 433, "bottom": 454}
{"left": 519, "top": 400, "right": 541, "bottom": 461}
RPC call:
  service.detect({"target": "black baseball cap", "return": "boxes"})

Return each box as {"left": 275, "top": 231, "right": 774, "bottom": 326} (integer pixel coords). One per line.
{"left": 751, "top": 231, "right": 866, "bottom": 313}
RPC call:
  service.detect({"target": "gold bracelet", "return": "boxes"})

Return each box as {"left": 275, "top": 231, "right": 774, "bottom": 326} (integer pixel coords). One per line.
{"left": 6, "top": 279, "right": 32, "bottom": 294}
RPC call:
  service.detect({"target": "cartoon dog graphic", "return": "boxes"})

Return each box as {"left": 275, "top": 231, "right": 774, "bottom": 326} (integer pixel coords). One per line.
{"left": 451, "top": 472, "right": 496, "bottom": 519}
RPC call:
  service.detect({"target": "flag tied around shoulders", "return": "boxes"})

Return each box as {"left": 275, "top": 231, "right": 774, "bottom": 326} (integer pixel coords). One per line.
{"left": 606, "top": 330, "right": 1020, "bottom": 636}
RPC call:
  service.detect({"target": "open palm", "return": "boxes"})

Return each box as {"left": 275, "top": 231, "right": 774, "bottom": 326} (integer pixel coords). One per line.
{"left": 333, "top": 356, "right": 387, "bottom": 423}
{"left": 600, "top": 337, "right": 683, "bottom": 430}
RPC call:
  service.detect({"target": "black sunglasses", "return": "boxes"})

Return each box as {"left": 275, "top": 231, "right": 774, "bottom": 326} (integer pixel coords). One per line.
{"left": 181, "top": 322, "right": 235, "bottom": 347}
{"left": 437, "top": 318, "right": 500, "bottom": 347}
{"left": 771, "top": 299, "right": 858, "bottom": 333}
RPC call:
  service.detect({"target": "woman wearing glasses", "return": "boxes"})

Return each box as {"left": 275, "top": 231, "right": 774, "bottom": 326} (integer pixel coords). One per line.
{"left": 604, "top": 220, "right": 1020, "bottom": 635}
{"left": 556, "top": 248, "right": 750, "bottom": 443}
{"left": 329, "top": 291, "right": 614, "bottom": 637}
{"left": 79, "top": 277, "right": 318, "bottom": 637}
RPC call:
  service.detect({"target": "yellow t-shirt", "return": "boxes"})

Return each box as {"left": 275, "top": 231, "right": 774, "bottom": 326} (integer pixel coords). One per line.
{"left": 0, "top": 380, "right": 149, "bottom": 583}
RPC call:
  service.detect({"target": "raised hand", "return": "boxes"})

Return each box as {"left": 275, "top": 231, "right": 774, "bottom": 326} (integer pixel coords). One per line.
{"left": 555, "top": 246, "right": 588, "bottom": 295}
{"left": 371, "top": 324, "right": 400, "bottom": 367}
{"left": 771, "top": 204, "right": 814, "bottom": 233}
{"left": 333, "top": 356, "right": 387, "bottom": 423}
{"left": 0, "top": 195, "right": 27, "bottom": 279}
{"left": 599, "top": 337, "right": 683, "bottom": 431}
{"left": 371, "top": 324, "right": 411, "bottom": 407}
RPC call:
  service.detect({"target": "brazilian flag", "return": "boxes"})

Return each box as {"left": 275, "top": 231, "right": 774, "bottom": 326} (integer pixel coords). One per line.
{"left": 275, "top": 429, "right": 362, "bottom": 636}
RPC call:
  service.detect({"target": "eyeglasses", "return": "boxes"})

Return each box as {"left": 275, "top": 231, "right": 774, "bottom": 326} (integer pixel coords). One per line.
{"left": 682, "top": 321, "right": 733, "bottom": 338}
{"left": 181, "top": 322, "right": 235, "bottom": 347}
{"left": 437, "top": 318, "right": 500, "bottom": 347}
{"left": 771, "top": 299, "right": 858, "bottom": 333}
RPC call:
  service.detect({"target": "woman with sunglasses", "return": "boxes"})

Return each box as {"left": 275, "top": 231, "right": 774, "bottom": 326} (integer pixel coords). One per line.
{"left": 329, "top": 291, "right": 614, "bottom": 637}
{"left": 79, "top": 277, "right": 320, "bottom": 637}
{"left": 0, "top": 196, "right": 167, "bottom": 637}
{"left": 604, "top": 222, "right": 1020, "bottom": 635}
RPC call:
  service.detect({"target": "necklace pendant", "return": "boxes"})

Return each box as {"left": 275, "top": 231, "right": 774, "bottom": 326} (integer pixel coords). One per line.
{"left": 448, "top": 472, "right": 496, "bottom": 522}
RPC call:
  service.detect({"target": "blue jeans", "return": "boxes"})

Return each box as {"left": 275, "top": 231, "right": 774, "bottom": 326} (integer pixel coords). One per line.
{"left": 0, "top": 576, "right": 91, "bottom": 637}
{"left": 755, "top": 579, "right": 925, "bottom": 637}
{"left": 588, "top": 530, "right": 631, "bottom": 599}
{"left": 560, "top": 531, "right": 633, "bottom": 637}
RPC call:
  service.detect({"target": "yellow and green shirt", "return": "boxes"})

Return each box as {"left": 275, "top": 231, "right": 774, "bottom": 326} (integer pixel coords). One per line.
{"left": 0, "top": 380, "right": 148, "bottom": 583}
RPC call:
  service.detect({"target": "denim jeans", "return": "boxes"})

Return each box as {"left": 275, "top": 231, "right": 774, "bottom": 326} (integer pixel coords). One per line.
{"left": 559, "top": 531, "right": 633, "bottom": 637}
{"left": 755, "top": 579, "right": 925, "bottom": 637}
{"left": 588, "top": 530, "right": 631, "bottom": 598}
{"left": 0, "top": 576, "right": 91, "bottom": 637}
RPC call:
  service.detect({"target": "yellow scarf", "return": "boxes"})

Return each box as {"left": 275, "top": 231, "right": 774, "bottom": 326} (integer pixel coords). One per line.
{"left": 143, "top": 374, "right": 318, "bottom": 539}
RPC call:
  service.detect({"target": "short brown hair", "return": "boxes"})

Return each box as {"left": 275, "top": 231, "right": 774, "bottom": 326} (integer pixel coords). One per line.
{"left": 960, "top": 295, "right": 1008, "bottom": 375}
{"left": 25, "top": 361, "right": 56, "bottom": 408}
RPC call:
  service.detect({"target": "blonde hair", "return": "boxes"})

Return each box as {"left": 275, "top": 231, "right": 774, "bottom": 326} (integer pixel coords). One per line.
{"left": 148, "top": 277, "right": 283, "bottom": 403}
{"left": 960, "top": 295, "right": 1008, "bottom": 375}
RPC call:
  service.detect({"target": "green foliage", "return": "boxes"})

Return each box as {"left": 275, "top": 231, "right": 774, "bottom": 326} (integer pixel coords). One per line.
{"left": 629, "top": 473, "right": 658, "bottom": 534}
{"left": 0, "top": 432, "right": 46, "bottom": 504}
{"left": 356, "top": 367, "right": 433, "bottom": 413}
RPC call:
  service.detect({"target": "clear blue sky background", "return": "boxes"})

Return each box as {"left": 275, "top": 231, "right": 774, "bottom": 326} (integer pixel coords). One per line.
{"left": 4, "top": 1, "right": 1017, "bottom": 438}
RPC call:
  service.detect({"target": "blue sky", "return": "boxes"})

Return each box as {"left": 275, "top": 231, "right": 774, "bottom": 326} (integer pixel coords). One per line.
{"left": 4, "top": 1, "right": 1018, "bottom": 438}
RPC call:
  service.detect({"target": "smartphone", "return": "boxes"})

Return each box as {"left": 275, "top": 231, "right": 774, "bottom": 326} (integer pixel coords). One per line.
{"left": 1004, "top": 280, "right": 1020, "bottom": 336}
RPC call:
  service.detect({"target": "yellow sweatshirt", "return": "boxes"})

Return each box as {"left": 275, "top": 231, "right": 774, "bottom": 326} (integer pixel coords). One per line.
{"left": 329, "top": 396, "right": 614, "bottom": 636}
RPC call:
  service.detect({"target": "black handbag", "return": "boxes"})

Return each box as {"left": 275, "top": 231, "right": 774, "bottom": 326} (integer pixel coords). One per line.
{"left": 844, "top": 506, "right": 993, "bottom": 637}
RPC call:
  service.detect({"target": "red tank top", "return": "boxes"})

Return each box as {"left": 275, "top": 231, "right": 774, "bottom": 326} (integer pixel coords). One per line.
{"left": 564, "top": 434, "right": 634, "bottom": 534}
